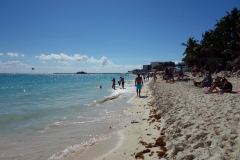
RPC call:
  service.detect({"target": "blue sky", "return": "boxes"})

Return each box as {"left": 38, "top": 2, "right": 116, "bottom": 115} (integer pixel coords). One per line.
{"left": 0, "top": 0, "right": 240, "bottom": 73}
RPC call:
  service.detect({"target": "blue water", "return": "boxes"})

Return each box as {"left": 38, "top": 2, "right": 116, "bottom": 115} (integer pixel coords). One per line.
{"left": 0, "top": 73, "right": 139, "bottom": 160}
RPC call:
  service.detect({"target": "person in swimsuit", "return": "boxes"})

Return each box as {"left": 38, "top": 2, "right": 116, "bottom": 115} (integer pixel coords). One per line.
{"left": 169, "top": 68, "right": 175, "bottom": 82}
{"left": 191, "top": 67, "right": 198, "bottom": 77}
{"left": 165, "top": 68, "right": 169, "bottom": 83}
{"left": 135, "top": 74, "right": 143, "bottom": 97}
{"left": 178, "top": 67, "right": 184, "bottom": 81}
{"left": 112, "top": 78, "right": 115, "bottom": 89}
{"left": 153, "top": 71, "right": 157, "bottom": 82}
{"left": 120, "top": 77, "right": 125, "bottom": 89}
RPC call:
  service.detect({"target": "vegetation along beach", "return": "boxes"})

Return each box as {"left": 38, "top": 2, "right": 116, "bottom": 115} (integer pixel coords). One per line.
{"left": 1, "top": 1, "right": 240, "bottom": 160}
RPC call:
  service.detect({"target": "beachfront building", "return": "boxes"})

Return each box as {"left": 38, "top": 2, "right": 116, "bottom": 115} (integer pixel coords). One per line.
{"left": 151, "top": 62, "right": 164, "bottom": 70}
{"left": 143, "top": 65, "right": 151, "bottom": 71}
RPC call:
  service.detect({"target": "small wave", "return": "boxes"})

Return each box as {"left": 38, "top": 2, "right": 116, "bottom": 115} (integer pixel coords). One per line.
{"left": 48, "top": 133, "right": 113, "bottom": 160}
{"left": 84, "top": 94, "right": 121, "bottom": 107}
{"left": 96, "top": 94, "right": 121, "bottom": 104}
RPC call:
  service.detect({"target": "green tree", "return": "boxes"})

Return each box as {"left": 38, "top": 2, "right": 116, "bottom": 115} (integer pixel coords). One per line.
{"left": 181, "top": 37, "right": 201, "bottom": 67}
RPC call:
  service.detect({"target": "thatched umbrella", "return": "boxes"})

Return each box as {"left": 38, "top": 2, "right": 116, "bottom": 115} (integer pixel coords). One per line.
{"left": 229, "top": 56, "right": 240, "bottom": 67}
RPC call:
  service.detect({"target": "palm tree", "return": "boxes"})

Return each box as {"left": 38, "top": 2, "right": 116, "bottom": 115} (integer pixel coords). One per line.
{"left": 181, "top": 37, "right": 201, "bottom": 66}
{"left": 222, "top": 40, "right": 240, "bottom": 58}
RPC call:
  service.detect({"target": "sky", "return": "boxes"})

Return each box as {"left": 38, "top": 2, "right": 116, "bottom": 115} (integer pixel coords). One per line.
{"left": 0, "top": 0, "right": 240, "bottom": 73}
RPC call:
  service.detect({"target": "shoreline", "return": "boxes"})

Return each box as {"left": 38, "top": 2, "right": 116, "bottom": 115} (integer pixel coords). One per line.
{"left": 61, "top": 75, "right": 240, "bottom": 160}
{"left": 60, "top": 78, "right": 155, "bottom": 160}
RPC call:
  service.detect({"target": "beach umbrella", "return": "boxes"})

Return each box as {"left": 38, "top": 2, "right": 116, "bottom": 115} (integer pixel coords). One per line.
{"left": 175, "top": 66, "right": 181, "bottom": 69}
{"left": 229, "top": 56, "right": 240, "bottom": 67}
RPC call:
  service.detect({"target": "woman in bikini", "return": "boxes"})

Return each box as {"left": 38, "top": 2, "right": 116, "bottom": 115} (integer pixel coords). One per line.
{"left": 178, "top": 67, "right": 184, "bottom": 81}
{"left": 168, "top": 68, "right": 175, "bottom": 82}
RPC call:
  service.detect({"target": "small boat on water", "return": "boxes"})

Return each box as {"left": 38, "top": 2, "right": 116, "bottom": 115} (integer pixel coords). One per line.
{"left": 76, "top": 71, "right": 87, "bottom": 74}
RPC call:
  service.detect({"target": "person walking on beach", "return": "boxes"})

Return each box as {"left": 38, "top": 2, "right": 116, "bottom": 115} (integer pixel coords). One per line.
{"left": 112, "top": 78, "right": 115, "bottom": 90}
{"left": 154, "top": 71, "right": 157, "bottom": 82}
{"left": 120, "top": 77, "right": 125, "bottom": 89}
{"left": 135, "top": 74, "right": 143, "bottom": 97}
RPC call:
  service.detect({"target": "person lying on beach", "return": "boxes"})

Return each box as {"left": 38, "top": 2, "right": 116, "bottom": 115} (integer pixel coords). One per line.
{"left": 135, "top": 74, "right": 143, "bottom": 97}
{"left": 216, "top": 78, "right": 233, "bottom": 93}
{"left": 205, "top": 76, "right": 223, "bottom": 93}
{"left": 193, "top": 74, "right": 212, "bottom": 87}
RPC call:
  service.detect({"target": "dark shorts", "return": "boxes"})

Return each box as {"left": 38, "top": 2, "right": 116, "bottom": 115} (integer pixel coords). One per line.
{"left": 122, "top": 82, "right": 124, "bottom": 85}
{"left": 179, "top": 74, "right": 183, "bottom": 76}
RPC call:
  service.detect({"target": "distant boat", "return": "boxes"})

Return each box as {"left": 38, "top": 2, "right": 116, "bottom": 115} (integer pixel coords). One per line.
{"left": 76, "top": 71, "right": 87, "bottom": 74}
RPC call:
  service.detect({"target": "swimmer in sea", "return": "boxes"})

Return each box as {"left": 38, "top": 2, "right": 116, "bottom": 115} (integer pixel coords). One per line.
{"left": 120, "top": 77, "right": 125, "bottom": 89}
{"left": 100, "top": 85, "right": 102, "bottom": 88}
{"left": 135, "top": 74, "right": 143, "bottom": 97}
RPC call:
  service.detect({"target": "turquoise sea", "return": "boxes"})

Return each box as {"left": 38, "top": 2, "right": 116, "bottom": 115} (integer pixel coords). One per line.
{"left": 0, "top": 73, "right": 140, "bottom": 160}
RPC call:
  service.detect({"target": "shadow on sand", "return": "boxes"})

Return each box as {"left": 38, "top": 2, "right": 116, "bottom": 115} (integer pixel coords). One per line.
{"left": 139, "top": 96, "right": 148, "bottom": 98}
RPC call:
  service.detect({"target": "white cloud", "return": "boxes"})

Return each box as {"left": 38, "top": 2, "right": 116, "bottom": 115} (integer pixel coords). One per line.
{"left": 21, "top": 54, "right": 24, "bottom": 57}
{"left": 7, "top": 53, "right": 19, "bottom": 57}
{"left": 36, "top": 53, "right": 112, "bottom": 66}
{"left": 0, "top": 53, "right": 3, "bottom": 56}
{"left": 0, "top": 61, "right": 30, "bottom": 68}
{"left": 145, "top": 58, "right": 153, "bottom": 61}
{"left": 173, "top": 61, "right": 183, "bottom": 65}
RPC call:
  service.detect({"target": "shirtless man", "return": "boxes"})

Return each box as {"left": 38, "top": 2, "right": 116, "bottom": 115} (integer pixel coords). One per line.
{"left": 120, "top": 77, "right": 124, "bottom": 89}
{"left": 135, "top": 74, "right": 143, "bottom": 97}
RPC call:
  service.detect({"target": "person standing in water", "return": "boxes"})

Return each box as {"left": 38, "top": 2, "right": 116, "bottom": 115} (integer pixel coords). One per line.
{"left": 135, "top": 74, "right": 143, "bottom": 97}
{"left": 120, "top": 77, "right": 125, "bottom": 89}
{"left": 112, "top": 78, "right": 115, "bottom": 89}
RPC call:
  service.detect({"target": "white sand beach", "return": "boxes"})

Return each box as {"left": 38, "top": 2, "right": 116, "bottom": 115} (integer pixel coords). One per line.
{"left": 63, "top": 75, "right": 240, "bottom": 160}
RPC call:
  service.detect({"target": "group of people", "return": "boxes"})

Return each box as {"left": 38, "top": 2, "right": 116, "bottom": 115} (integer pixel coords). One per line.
{"left": 111, "top": 77, "right": 125, "bottom": 90}
{"left": 193, "top": 74, "right": 233, "bottom": 94}
{"left": 161, "top": 67, "right": 184, "bottom": 83}
{"left": 191, "top": 63, "right": 215, "bottom": 77}
{"left": 110, "top": 63, "right": 238, "bottom": 96}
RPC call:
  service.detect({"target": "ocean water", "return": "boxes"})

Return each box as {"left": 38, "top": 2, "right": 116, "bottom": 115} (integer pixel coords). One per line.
{"left": 0, "top": 73, "right": 140, "bottom": 160}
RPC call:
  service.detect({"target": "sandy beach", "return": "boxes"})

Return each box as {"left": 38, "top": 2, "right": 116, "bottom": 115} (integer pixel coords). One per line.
{"left": 102, "top": 75, "right": 240, "bottom": 160}
{"left": 63, "top": 75, "right": 240, "bottom": 160}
